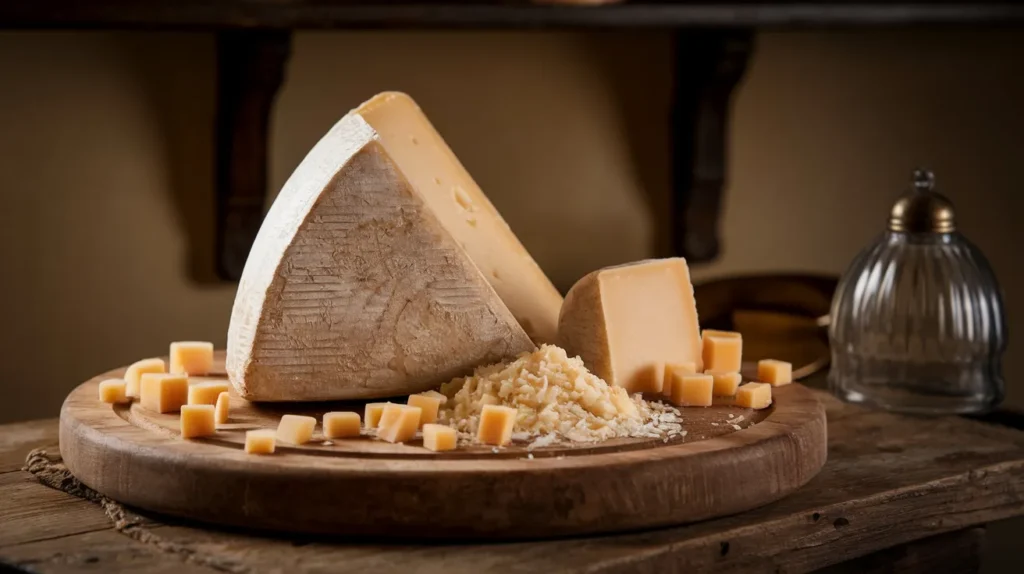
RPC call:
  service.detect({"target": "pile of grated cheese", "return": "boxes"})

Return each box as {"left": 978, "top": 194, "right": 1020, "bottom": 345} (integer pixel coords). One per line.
{"left": 438, "top": 345, "right": 685, "bottom": 447}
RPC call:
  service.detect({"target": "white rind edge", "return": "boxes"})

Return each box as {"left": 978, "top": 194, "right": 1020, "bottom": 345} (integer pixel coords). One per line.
{"left": 225, "top": 114, "right": 379, "bottom": 396}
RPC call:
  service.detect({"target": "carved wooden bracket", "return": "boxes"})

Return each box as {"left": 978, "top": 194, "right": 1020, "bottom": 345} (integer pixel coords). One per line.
{"left": 670, "top": 30, "right": 753, "bottom": 263}
{"left": 215, "top": 30, "right": 291, "bottom": 281}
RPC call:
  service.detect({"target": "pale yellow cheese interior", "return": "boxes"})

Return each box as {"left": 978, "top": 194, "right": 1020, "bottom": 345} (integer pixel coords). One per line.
{"left": 245, "top": 429, "right": 276, "bottom": 454}
{"left": 758, "top": 359, "right": 793, "bottom": 386}
{"left": 356, "top": 92, "right": 562, "bottom": 344}
{"left": 323, "top": 412, "right": 361, "bottom": 439}
{"left": 599, "top": 259, "right": 703, "bottom": 392}
{"left": 276, "top": 414, "right": 316, "bottom": 445}
{"left": 188, "top": 381, "right": 231, "bottom": 406}
{"left": 180, "top": 405, "right": 216, "bottom": 439}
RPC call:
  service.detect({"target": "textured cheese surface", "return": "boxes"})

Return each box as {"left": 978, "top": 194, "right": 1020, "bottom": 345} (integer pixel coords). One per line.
{"left": 356, "top": 92, "right": 562, "bottom": 345}
{"left": 558, "top": 258, "right": 703, "bottom": 393}
{"left": 439, "top": 345, "right": 684, "bottom": 445}
{"left": 226, "top": 111, "right": 535, "bottom": 401}
{"left": 364, "top": 403, "right": 389, "bottom": 429}
{"left": 407, "top": 393, "right": 443, "bottom": 427}
{"left": 377, "top": 404, "right": 421, "bottom": 443}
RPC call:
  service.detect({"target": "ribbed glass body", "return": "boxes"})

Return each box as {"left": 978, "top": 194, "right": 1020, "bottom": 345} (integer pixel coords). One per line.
{"left": 829, "top": 231, "right": 1006, "bottom": 414}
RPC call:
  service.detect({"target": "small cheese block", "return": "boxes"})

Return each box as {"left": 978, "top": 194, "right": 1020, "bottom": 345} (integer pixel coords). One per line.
{"left": 98, "top": 379, "right": 130, "bottom": 404}
{"left": 558, "top": 258, "right": 703, "bottom": 394}
{"left": 407, "top": 392, "right": 443, "bottom": 427}
{"left": 139, "top": 373, "right": 189, "bottom": 414}
{"left": 215, "top": 392, "right": 230, "bottom": 425}
{"left": 323, "top": 412, "right": 362, "bottom": 439}
{"left": 124, "top": 358, "right": 166, "bottom": 398}
{"left": 423, "top": 423, "right": 457, "bottom": 452}
{"left": 735, "top": 382, "right": 773, "bottom": 409}
{"left": 245, "top": 429, "right": 276, "bottom": 454}
{"left": 188, "top": 381, "right": 231, "bottom": 405}
{"left": 669, "top": 373, "right": 713, "bottom": 407}
{"left": 169, "top": 341, "right": 215, "bottom": 375}
{"left": 662, "top": 362, "right": 697, "bottom": 397}
{"left": 758, "top": 359, "right": 793, "bottom": 386}
{"left": 702, "top": 332, "right": 742, "bottom": 373}
{"left": 225, "top": 99, "right": 546, "bottom": 402}
{"left": 477, "top": 404, "right": 517, "bottom": 446}
{"left": 365, "top": 402, "right": 390, "bottom": 429}
{"left": 180, "top": 404, "right": 216, "bottom": 439}
{"left": 376, "top": 404, "right": 422, "bottom": 443}
{"left": 707, "top": 370, "right": 742, "bottom": 397}
{"left": 276, "top": 414, "right": 317, "bottom": 445}
{"left": 701, "top": 330, "right": 741, "bottom": 367}
{"left": 419, "top": 390, "right": 448, "bottom": 405}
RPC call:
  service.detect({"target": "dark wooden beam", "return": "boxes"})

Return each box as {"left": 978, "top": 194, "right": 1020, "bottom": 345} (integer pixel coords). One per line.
{"left": 670, "top": 29, "right": 752, "bottom": 262}
{"left": 2, "top": 2, "right": 1024, "bottom": 29}
{"left": 215, "top": 30, "right": 291, "bottom": 280}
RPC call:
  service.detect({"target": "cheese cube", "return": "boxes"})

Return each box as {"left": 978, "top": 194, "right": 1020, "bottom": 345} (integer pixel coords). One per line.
{"left": 323, "top": 412, "right": 362, "bottom": 439}
{"left": 215, "top": 392, "right": 230, "bottom": 425}
{"left": 736, "top": 382, "right": 773, "bottom": 409}
{"left": 170, "top": 341, "right": 215, "bottom": 375}
{"left": 377, "top": 404, "right": 422, "bottom": 443}
{"left": 188, "top": 381, "right": 231, "bottom": 405}
{"left": 276, "top": 414, "right": 316, "bottom": 445}
{"left": 758, "top": 359, "right": 793, "bottom": 386}
{"left": 701, "top": 329, "right": 741, "bottom": 364}
{"left": 662, "top": 362, "right": 697, "bottom": 397}
{"left": 669, "top": 373, "right": 713, "bottom": 407}
{"left": 124, "top": 358, "right": 166, "bottom": 398}
{"left": 423, "top": 424, "right": 457, "bottom": 452}
{"left": 98, "top": 379, "right": 130, "bottom": 404}
{"left": 180, "top": 405, "right": 216, "bottom": 439}
{"left": 365, "top": 402, "right": 390, "bottom": 429}
{"left": 139, "top": 373, "right": 189, "bottom": 413}
{"left": 407, "top": 392, "right": 443, "bottom": 427}
{"left": 702, "top": 332, "right": 742, "bottom": 373}
{"left": 477, "top": 405, "right": 517, "bottom": 446}
{"left": 245, "top": 429, "right": 276, "bottom": 454}
{"left": 558, "top": 258, "right": 703, "bottom": 393}
{"left": 707, "top": 370, "right": 742, "bottom": 397}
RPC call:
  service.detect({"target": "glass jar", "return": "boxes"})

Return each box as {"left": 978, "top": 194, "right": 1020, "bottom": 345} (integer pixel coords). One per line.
{"left": 828, "top": 169, "right": 1007, "bottom": 414}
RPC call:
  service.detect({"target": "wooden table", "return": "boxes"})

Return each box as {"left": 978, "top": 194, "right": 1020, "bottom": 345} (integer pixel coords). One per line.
{"left": 2, "top": 390, "right": 1023, "bottom": 573}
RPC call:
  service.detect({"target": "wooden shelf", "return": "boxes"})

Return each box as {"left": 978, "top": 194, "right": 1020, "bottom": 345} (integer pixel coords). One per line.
{"left": 3, "top": 1, "right": 1024, "bottom": 29}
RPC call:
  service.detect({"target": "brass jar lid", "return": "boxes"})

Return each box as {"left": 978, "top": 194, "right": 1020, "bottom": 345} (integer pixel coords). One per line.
{"left": 888, "top": 169, "right": 956, "bottom": 233}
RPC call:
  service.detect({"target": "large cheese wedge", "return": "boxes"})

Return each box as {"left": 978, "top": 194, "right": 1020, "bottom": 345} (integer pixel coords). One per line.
{"left": 557, "top": 258, "right": 703, "bottom": 394}
{"left": 356, "top": 92, "right": 562, "bottom": 344}
{"left": 226, "top": 111, "right": 536, "bottom": 401}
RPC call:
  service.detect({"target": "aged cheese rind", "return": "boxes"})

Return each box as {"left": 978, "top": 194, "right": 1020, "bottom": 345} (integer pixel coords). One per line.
{"left": 356, "top": 92, "right": 562, "bottom": 345}
{"left": 558, "top": 258, "right": 703, "bottom": 393}
{"left": 226, "top": 112, "right": 535, "bottom": 401}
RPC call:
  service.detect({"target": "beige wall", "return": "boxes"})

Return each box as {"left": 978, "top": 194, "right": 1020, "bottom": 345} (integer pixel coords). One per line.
{"left": 0, "top": 29, "right": 1020, "bottom": 425}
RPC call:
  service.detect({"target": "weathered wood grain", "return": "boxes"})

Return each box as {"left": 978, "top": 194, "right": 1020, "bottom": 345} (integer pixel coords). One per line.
{"left": 4, "top": 390, "right": 1024, "bottom": 572}
{"left": 0, "top": 419, "right": 57, "bottom": 473}
{"left": 0, "top": 472, "right": 110, "bottom": 547}
{"left": 817, "top": 528, "right": 984, "bottom": 574}
{"left": 58, "top": 358, "right": 826, "bottom": 538}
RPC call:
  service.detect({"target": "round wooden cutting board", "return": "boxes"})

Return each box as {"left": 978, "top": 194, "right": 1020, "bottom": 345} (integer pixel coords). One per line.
{"left": 60, "top": 354, "right": 827, "bottom": 540}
